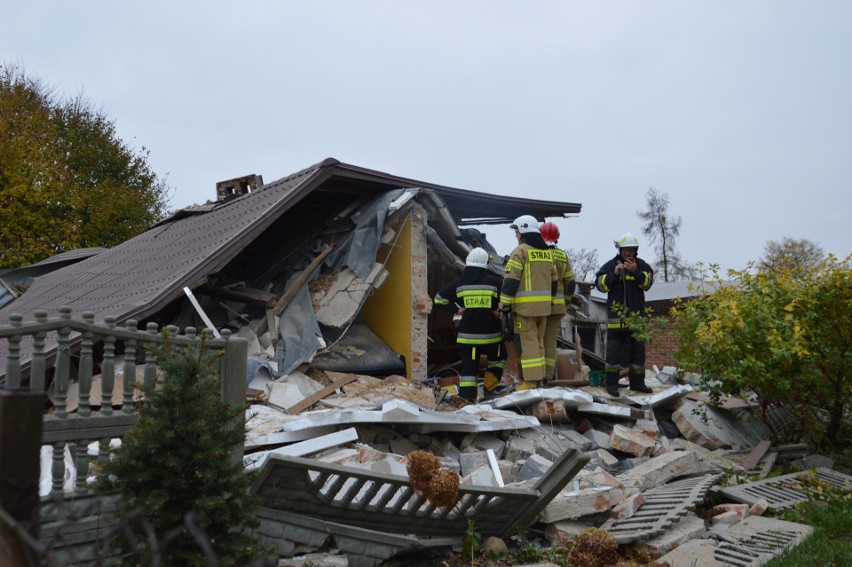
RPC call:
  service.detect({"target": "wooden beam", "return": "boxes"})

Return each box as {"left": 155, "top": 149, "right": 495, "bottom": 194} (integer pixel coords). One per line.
{"left": 271, "top": 244, "right": 333, "bottom": 316}
{"left": 742, "top": 439, "right": 772, "bottom": 471}
{"left": 256, "top": 243, "right": 334, "bottom": 337}
{"left": 285, "top": 373, "right": 357, "bottom": 415}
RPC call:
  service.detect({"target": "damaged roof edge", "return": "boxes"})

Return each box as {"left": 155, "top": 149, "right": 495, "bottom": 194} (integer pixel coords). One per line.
{"left": 327, "top": 160, "right": 582, "bottom": 224}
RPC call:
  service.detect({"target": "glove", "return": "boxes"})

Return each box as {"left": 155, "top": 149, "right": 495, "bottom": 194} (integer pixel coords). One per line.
{"left": 501, "top": 311, "right": 514, "bottom": 340}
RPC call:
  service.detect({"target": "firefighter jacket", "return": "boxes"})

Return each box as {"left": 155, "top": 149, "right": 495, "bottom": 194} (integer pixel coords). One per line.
{"left": 594, "top": 254, "right": 654, "bottom": 329}
{"left": 550, "top": 246, "right": 576, "bottom": 315}
{"left": 499, "top": 242, "right": 557, "bottom": 317}
{"left": 434, "top": 267, "right": 502, "bottom": 346}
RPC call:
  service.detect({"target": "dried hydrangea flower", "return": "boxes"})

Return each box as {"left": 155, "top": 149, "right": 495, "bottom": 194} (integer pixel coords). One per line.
{"left": 406, "top": 450, "right": 441, "bottom": 493}
{"left": 425, "top": 468, "right": 460, "bottom": 508}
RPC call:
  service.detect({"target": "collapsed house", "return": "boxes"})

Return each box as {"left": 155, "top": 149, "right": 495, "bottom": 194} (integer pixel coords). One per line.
{"left": 0, "top": 157, "right": 582, "bottom": 384}
{"left": 1, "top": 159, "right": 848, "bottom": 567}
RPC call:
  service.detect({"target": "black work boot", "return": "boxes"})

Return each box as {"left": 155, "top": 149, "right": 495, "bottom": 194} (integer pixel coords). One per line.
{"left": 629, "top": 377, "right": 652, "bottom": 393}
{"left": 606, "top": 383, "right": 621, "bottom": 397}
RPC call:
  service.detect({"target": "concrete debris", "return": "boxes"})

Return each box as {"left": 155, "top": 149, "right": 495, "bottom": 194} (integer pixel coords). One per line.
{"left": 657, "top": 515, "right": 813, "bottom": 567}
{"left": 236, "top": 366, "right": 844, "bottom": 566}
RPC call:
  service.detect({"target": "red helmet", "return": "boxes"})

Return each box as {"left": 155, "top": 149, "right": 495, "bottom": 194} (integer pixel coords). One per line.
{"left": 540, "top": 222, "right": 559, "bottom": 244}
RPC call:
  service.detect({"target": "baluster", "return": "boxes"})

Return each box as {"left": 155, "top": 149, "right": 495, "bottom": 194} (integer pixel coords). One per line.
{"left": 68, "top": 442, "right": 78, "bottom": 487}
{"left": 404, "top": 492, "right": 427, "bottom": 515}
{"left": 420, "top": 501, "right": 438, "bottom": 517}
{"left": 322, "top": 474, "right": 347, "bottom": 499}
{"left": 100, "top": 317, "right": 116, "bottom": 416}
{"left": 75, "top": 439, "right": 90, "bottom": 492}
{"left": 123, "top": 320, "right": 138, "bottom": 410}
{"left": 98, "top": 439, "right": 112, "bottom": 478}
{"left": 31, "top": 311, "right": 48, "bottom": 393}
{"left": 54, "top": 307, "right": 73, "bottom": 419}
{"left": 78, "top": 312, "right": 94, "bottom": 417}
{"left": 52, "top": 442, "right": 65, "bottom": 497}
{"left": 469, "top": 494, "right": 494, "bottom": 515}
{"left": 144, "top": 322, "right": 159, "bottom": 394}
{"left": 375, "top": 482, "right": 398, "bottom": 509}
{"left": 356, "top": 481, "right": 383, "bottom": 509}
{"left": 454, "top": 493, "right": 478, "bottom": 515}
{"left": 391, "top": 486, "right": 415, "bottom": 512}
{"left": 6, "top": 314, "right": 24, "bottom": 391}
{"left": 339, "top": 478, "right": 368, "bottom": 506}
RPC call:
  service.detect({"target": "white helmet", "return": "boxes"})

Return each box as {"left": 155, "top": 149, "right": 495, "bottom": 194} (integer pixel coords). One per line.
{"left": 465, "top": 247, "right": 490, "bottom": 268}
{"left": 510, "top": 215, "right": 540, "bottom": 234}
{"left": 614, "top": 232, "right": 640, "bottom": 250}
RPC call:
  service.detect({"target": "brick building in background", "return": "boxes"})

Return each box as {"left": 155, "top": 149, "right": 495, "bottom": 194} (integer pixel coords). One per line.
{"left": 581, "top": 281, "right": 713, "bottom": 370}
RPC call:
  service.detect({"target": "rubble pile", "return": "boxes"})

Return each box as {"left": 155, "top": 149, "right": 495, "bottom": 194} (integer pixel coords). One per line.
{"left": 241, "top": 367, "right": 851, "bottom": 567}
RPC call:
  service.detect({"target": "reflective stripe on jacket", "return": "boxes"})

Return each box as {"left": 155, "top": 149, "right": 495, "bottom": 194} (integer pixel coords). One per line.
{"left": 550, "top": 247, "right": 576, "bottom": 315}
{"left": 434, "top": 269, "right": 503, "bottom": 345}
{"left": 500, "top": 243, "right": 556, "bottom": 317}
{"left": 594, "top": 254, "right": 654, "bottom": 328}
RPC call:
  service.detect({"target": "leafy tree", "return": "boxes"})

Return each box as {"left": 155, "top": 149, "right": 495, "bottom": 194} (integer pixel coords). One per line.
{"left": 0, "top": 63, "right": 170, "bottom": 268}
{"left": 758, "top": 237, "right": 826, "bottom": 277}
{"left": 636, "top": 187, "right": 689, "bottom": 281}
{"left": 97, "top": 335, "right": 266, "bottom": 566}
{"left": 670, "top": 255, "right": 851, "bottom": 448}
{"left": 565, "top": 246, "right": 599, "bottom": 282}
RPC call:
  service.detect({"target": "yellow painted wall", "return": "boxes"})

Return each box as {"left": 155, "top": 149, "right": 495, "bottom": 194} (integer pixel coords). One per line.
{"left": 361, "top": 218, "right": 413, "bottom": 378}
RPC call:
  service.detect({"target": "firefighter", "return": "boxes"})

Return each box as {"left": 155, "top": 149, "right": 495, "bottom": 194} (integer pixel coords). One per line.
{"left": 433, "top": 247, "right": 506, "bottom": 402}
{"left": 594, "top": 232, "right": 654, "bottom": 397}
{"left": 499, "top": 215, "right": 557, "bottom": 390}
{"left": 540, "top": 222, "right": 576, "bottom": 381}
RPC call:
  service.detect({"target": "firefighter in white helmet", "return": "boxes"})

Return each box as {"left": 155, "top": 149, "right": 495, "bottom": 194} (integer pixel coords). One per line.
{"left": 433, "top": 247, "right": 506, "bottom": 402}
{"left": 594, "top": 232, "right": 654, "bottom": 397}
{"left": 499, "top": 216, "right": 557, "bottom": 389}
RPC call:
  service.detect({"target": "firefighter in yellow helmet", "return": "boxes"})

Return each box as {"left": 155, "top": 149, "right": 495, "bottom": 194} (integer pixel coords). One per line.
{"left": 539, "top": 222, "right": 576, "bottom": 381}
{"left": 499, "top": 215, "right": 557, "bottom": 389}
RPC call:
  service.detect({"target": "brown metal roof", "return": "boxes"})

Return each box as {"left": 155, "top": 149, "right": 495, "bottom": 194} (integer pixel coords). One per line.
{"left": 0, "top": 158, "right": 582, "bottom": 372}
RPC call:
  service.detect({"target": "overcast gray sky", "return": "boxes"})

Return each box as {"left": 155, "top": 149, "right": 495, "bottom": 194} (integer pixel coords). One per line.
{"left": 4, "top": 1, "right": 850, "bottom": 275}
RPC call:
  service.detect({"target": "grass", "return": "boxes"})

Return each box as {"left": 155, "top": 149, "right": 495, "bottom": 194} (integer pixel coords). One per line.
{"left": 763, "top": 491, "right": 852, "bottom": 567}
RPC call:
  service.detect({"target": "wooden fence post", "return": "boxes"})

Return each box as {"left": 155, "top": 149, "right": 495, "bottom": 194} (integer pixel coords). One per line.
{"left": 222, "top": 331, "right": 248, "bottom": 464}
{"left": 0, "top": 389, "right": 42, "bottom": 566}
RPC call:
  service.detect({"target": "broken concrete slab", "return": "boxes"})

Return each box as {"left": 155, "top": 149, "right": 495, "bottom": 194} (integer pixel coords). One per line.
{"left": 716, "top": 467, "right": 852, "bottom": 510}
{"left": 482, "top": 387, "right": 594, "bottom": 410}
{"left": 518, "top": 454, "right": 554, "bottom": 481}
{"left": 460, "top": 432, "right": 506, "bottom": 456}
{"left": 656, "top": 515, "right": 813, "bottom": 567}
{"left": 313, "top": 264, "right": 388, "bottom": 329}
{"left": 644, "top": 511, "right": 707, "bottom": 555}
{"left": 609, "top": 424, "right": 657, "bottom": 457}
{"left": 268, "top": 371, "right": 325, "bottom": 410}
{"left": 616, "top": 450, "right": 705, "bottom": 491}
{"left": 673, "top": 398, "right": 764, "bottom": 450}
{"left": 600, "top": 473, "right": 722, "bottom": 544}
{"left": 629, "top": 383, "right": 693, "bottom": 408}
{"left": 248, "top": 399, "right": 541, "bottom": 448}
{"left": 583, "top": 427, "right": 613, "bottom": 451}
{"left": 668, "top": 438, "right": 747, "bottom": 474}
{"left": 459, "top": 451, "right": 491, "bottom": 477}
{"left": 539, "top": 484, "right": 625, "bottom": 522}
{"left": 576, "top": 399, "right": 652, "bottom": 420}
{"left": 245, "top": 428, "right": 360, "bottom": 471}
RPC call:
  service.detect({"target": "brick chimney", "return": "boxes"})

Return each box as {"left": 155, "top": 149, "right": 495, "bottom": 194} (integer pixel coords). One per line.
{"left": 215, "top": 174, "right": 264, "bottom": 202}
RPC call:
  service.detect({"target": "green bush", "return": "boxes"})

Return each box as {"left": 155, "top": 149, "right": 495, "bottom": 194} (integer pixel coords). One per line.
{"left": 96, "top": 334, "right": 266, "bottom": 566}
